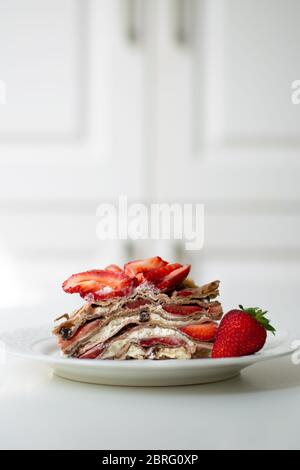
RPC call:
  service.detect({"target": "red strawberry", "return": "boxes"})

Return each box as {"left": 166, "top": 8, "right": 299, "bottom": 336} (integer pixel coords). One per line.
{"left": 156, "top": 265, "right": 191, "bottom": 291}
{"left": 212, "top": 306, "right": 275, "bottom": 359}
{"left": 59, "top": 318, "right": 102, "bottom": 346}
{"left": 79, "top": 343, "right": 105, "bottom": 359}
{"left": 62, "top": 270, "right": 134, "bottom": 301}
{"left": 123, "top": 299, "right": 151, "bottom": 309}
{"left": 124, "top": 257, "right": 168, "bottom": 278}
{"left": 135, "top": 273, "right": 147, "bottom": 285}
{"left": 163, "top": 304, "right": 204, "bottom": 316}
{"left": 143, "top": 263, "right": 182, "bottom": 284}
{"left": 105, "top": 264, "right": 124, "bottom": 273}
{"left": 176, "top": 289, "right": 197, "bottom": 298}
{"left": 180, "top": 322, "right": 218, "bottom": 342}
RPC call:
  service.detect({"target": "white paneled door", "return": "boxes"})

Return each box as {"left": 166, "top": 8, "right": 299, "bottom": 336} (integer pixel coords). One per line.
{"left": 148, "top": 0, "right": 300, "bottom": 199}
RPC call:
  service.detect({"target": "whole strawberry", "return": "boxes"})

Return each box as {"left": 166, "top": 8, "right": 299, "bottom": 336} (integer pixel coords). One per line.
{"left": 212, "top": 306, "right": 275, "bottom": 359}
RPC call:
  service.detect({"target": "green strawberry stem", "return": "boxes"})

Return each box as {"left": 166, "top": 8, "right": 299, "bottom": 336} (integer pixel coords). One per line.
{"left": 239, "top": 305, "right": 276, "bottom": 335}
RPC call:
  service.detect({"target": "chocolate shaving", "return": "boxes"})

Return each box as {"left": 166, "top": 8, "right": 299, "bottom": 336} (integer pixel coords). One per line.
{"left": 54, "top": 313, "right": 70, "bottom": 322}
{"left": 139, "top": 310, "right": 150, "bottom": 323}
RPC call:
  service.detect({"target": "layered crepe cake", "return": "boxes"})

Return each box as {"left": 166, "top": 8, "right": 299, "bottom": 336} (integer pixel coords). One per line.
{"left": 53, "top": 257, "right": 223, "bottom": 360}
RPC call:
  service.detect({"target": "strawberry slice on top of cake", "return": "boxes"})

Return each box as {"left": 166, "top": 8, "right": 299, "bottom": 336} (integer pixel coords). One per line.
{"left": 53, "top": 257, "right": 223, "bottom": 360}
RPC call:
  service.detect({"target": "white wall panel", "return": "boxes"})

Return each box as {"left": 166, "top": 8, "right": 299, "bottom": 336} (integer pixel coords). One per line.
{"left": 0, "top": 0, "right": 82, "bottom": 136}
{"left": 220, "top": 0, "right": 300, "bottom": 142}
{"left": 0, "top": 0, "right": 144, "bottom": 202}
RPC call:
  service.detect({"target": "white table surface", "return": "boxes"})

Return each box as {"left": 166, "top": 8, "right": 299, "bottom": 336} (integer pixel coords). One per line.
{"left": 0, "top": 302, "right": 300, "bottom": 450}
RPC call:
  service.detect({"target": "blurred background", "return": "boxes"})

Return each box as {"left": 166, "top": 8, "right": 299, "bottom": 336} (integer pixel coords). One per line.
{"left": 0, "top": 0, "right": 299, "bottom": 331}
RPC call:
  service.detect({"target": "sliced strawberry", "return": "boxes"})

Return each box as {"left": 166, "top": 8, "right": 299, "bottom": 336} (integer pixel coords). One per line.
{"left": 105, "top": 264, "right": 124, "bottom": 273}
{"left": 163, "top": 304, "right": 204, "bottom": 316}
{"left": 135, "top": 272, "right": 147, "bottom": 285}
{"left": 180, "top": 322, "right": 218, "bottom": 342}
{"left": 140, "top": 336, "right": 185, "bottom": 348}
{"left": 79, "top": 343, "right": 105, "bottom": 359}
{"left": 157, "top": 265, "right": 191, "bottom": 291}
{"left": 124, "top": 257, "right": 168, "bottom": 278}
{"left": 62, "top": 270, "right": 134, "bottom": 301}
{"left": 176, "top": 289, "right": 196, "bottom": 298}
{"left": 59, "top": 319, "right": 103, "bottom": 346}
{"left": 134, "top": 263, "right": 183, "bottom": 287}
{"left": 123, "top": 299, "right": 151, "bottom": 309}
{"left": 143, "top": 263, "right": 182, "bottom": 283}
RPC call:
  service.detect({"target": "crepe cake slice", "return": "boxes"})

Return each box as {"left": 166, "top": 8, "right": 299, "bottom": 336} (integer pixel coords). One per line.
{"left": 53, "top": 257, "right": 223, "bottom": 360}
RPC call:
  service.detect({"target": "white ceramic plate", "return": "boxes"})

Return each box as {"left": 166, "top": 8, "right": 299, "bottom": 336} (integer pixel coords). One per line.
{"left": 0, "top": 325, "right": 295, "bottom": 386}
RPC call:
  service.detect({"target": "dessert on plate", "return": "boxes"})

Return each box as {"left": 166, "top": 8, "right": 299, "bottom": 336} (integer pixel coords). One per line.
{"left": 53, "top": 257, "right": 223, "bottom": 360}
{"left": 53, "top": 256, "right": 275, "bottom": 360}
